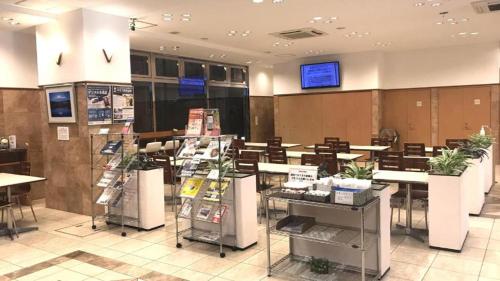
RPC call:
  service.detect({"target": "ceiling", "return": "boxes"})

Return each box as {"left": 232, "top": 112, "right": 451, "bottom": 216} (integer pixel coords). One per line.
{"left": 1, "top": 0, "right": 499, "bottom": 66}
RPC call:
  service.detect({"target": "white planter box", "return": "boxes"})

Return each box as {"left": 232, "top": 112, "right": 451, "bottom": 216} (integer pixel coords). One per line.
{"left": 428, "top": 171, "right": 469, "bottom": 251}
{"left": 464, "top": 158, "right": 485, "bottom": 215}
{"left": 484, "top": 145, "right": 494, "bottom": 193}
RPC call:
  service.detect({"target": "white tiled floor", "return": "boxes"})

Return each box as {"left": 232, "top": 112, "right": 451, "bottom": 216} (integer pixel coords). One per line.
{"left": 0, "top": 181, "right": 499, "bottom": 280}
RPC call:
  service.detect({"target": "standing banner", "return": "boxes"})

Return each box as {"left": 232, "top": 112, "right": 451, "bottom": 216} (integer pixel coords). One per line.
{"left": 87, "top": 85, "right": 112, "bottom": 125}
{"left": 112, "top": 85, "right": 134, "bottom": 124}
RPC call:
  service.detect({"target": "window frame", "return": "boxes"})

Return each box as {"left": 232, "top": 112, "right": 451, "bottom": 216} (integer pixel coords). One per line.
{"left": 153, "top": 54, "right": 180, "bottom": 79}
{"left": 130, "top": 51, "right": 152, "bottom": 78}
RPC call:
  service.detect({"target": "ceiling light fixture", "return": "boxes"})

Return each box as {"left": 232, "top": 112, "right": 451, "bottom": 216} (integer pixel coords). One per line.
{"left": 172, "top": 46, "right": 180, "bottom": 50}
{"left": 462, "top": 18, "right": 470, "bottom": 22}
{"left": 163, "top": 17, "right": 172, "bottom": 21}
{"left": 436, "top": 21, "right": 443, "bottom": 25}
{"left": 182, "top": 13, "right": 191, "bottom": 17}
{"left": 181, "top": 17, "right": 190, "bottom": 21}
{"left": 313, "top": 16, "right": 322, "bottom": 21}
{"left": 415, "top": 2, "right": 424, "bottom": 7}
{"left": 220, "top": 54, "right": 226, "bottom": 58}
{"left": 159, "top": 46, "right": 165, "bottom": 51}
{"left": 470, "top": 32, "right": 479, "bottom": 35}
{"left": 252, "top": 0, "right": 264, "bottom": 3}
{"left": 209, "top": 54, "right": 215, "bottom": 58}
{"left": 163, "top": 13, "right": 172, "bottom": 17}
{"left": 431, "top": 2, "right": 441, "bottom": 7}
{"left": 272, "top": 0, "right": 284, "bottom": 3}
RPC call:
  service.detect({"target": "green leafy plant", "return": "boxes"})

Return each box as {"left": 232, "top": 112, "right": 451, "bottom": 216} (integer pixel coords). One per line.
{"left": 207, "top": 157, "right": 233, "bottom": 175}
{"left": 459, "top": 142, "right": 488, "bottom": 161}
{"left": 469, "top": 133, "right": 494, "bottom": 149}
{"left": 428, "top": 148, "right": 470, "bottom": 176}
{"left": 341, "top": 161, "right": 374, "bottom": 179}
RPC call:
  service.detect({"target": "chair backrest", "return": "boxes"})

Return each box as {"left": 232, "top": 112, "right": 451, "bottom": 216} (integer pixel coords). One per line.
{"left": 268, "top": 146, "right": 287, "bottom": 164}
{"left": 379, "top": 151, "right": 404, "bottom": 171}
{"left": 405, "top": 157, "right": 430, "bottom": 172}
{"left": 301, "top": 154, "right": 323, "bottom": 166}
{"left": 404, "top": 143, "right": 426, "bottom": 156}
{"left": 240, "top": 150, "right": 260, "bottom": 162}
{"left": 314, "top": 143, "right": 338, "bottom": 161}
{"left": 432, "top": 146, "right": 446, "bottom": 157}
{"left": 231, "top": 139, "right": 246, "bottom": 149}
{"left": 334, "top": 141, "right": 351, "bottom": 153}
{"left": 446, "top": 139, "right": 468, "bottom": 150}
{"left": 324, "top": 137, "right": 340, "bottom": 146}
{"left": 163, "top": 140, "right": 180, "bottom": 150}
{"left": 266, "top": 138, "right": 282, "bottom": 148}
{"left": 371, "top": 137, "right": 391, "bottom": 146}
{"left": 322, "top": 157, "right": 339, "bottom": 175}
{"left": 145, "top": 142, "right": 162, "bottom": 153}
{"left": 226, "top": 147, "right": 239, "bottom": 159}
{"left": 152, "top": 155, "right": 173, "bottom": 184}
{"left": 235, "top": 159, "right": 260, "bottom": 188}
{"left": 272, "top": 136, "right": 283, "bottom": 142}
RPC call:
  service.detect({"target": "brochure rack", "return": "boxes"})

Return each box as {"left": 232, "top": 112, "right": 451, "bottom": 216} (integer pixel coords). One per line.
{"left": 90, "top": 132, "right": 140, "bottom": 237}
{"left": 173, "top": 135, "right": 238, "bottom": 258}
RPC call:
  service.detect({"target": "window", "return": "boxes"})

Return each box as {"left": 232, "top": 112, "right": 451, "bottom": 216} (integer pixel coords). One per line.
{"left": 155, "top": 57, "right": 179, "bottom": 77}
{"left": 231, "top": 68, "right": 246, "bottom": 83}
{"left": 184, "top": 61, "right": 205, "bottom": 78}
{"left": 209, "top": 65, "right": 227, "bottom": 81}
{"left": 154, "top": 82, "right": 206, "bottom": 131}
{"left": 208, "top": 86, "right": 250, "bottom": 139}
{"left": 132, "top": 81, "right": 154, "bottom": 132}
{"left": 131, "top": 54, "right": 150, "bottom": 76}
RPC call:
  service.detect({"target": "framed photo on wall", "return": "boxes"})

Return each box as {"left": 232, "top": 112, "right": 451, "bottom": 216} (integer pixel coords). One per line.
{"left": 87, "top": 84, "right": 112, "bottom": 125}
{"left": 45, "top": 85, "right": 77, "bottom": 123}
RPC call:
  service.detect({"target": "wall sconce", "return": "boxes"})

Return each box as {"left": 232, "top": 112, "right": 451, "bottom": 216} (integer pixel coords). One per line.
{"left": 56, "top": 52, "right": 63, "bottom": 66}
{"left": 102, "top": 49, "right": 112, "bottom": 63}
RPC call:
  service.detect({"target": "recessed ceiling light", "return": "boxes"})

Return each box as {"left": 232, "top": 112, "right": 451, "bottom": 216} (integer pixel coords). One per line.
{"left": 159, "top": 46, "right": 165, "bottom": 51}
{"left": 182, "top": 13, "right": 191, "bottom": 17}
{"left": 163, "top": 13, "right": 172, "bottom": 17}
{"left": 227, "top": 33, "right": 234, "bottom": 36}
{"left": 181, "top": 17, "right": 190, "bottom": 21}
{"left": 283, "top": 43, "right": 289, "bottom": 47}
{"left": 242, "top": 33, "right": 249, "bottom": 37}
{"left": 436, "top": 21, "right": 443, "bottom": 25}
{"left": 252, "top": 0, "right": 264, "bottom": 3}
{"left": 350, "top": 31, "right": 357, "bottom": 35}
{"left": 470, "top": 32, "right": 479, "bottom": 35}
{"left": 220, "top": 54, "right": 226, "bottom": 58}
{"left": 364, "top": 32, "right": 370, "bottom": 35}
{"left": 449, "top": 21, "right": 457, "bottom": 25}
{"left": 230, "top": 30, "right": 237, "bottom": 34}
{"left": 172, "top": 46, "right": 180, "bottom": 50}
{"left": 309, "top": 20, "right": 316, "bottom": 23}
{"left": 209, "top": 54, "right": 215, "bottom": 58}
{"left": 431, "top": 2, "right": 441, "bottom": 7}
{"left": 246, "top": 61, "right": 252, "bottom": 64}
{"left": 330, "top": 16, "right": 338, "bottom": 20}
{"left": 458, "top": 32, "right": 467, "bottom": 35}
{"left": 163, "top": 17, "right": 172, "bottom": 21}
{"left": 415, "top": 2, "right": 424, "bottom": 7}
{"left": 272, "top": 0, "right": 284, "bottom": 3}
{"left": 313, "top": 16, "right": 322, "bottom": 21}
{"left": 446, "top": 18, "right": 454, "bottom": 21}
{"left": 462, "top": 18, "right": 470, "bottom": 22}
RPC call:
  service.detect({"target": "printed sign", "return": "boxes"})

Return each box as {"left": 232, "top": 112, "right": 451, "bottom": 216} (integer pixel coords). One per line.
{"left": 87, "top": 85, "right": 112, "bottom": 125}
{"left": 112, "top": 85, "right": 134, "bottom": 124}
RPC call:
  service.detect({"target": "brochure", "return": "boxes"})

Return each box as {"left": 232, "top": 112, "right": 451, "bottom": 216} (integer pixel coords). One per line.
{"left": 179, "top": 200, "right": 193, "bottom": 218}
{"left": 104, "top": 154, "right": 122, "bottom": 170}
{"left": 100, "top": 140, "right": 123, "bottom": 155}
{"left": 212, "top": 205, "right": 228, "bottom": 223}
{"left": 203, "top": 180, "right": 230, "bottom": 202}
{"left": 203, "top": 109, "right": 221, "bottom": 136}
{"left": 96, "top": 171, "right": 118, "bottom": 188}
{"left": 178, "top": 138, "right": 197, "bottom": 158}
{"left": 179, "top": 177, "right": 205, "bottom": 198}
{"left": 186, "top": 108, "right": 204, "bottom": 136}
{"left": 201, "top": 140, "right": 226, "bottom": 160}
{"left": 96, "top": 187, "right": 117, "bottom": 204}
{"left": 180, "top": 160, "right": 198, "bottom": 177}
{"left": 196, "top": 204, "right": 213, "bottom": 220}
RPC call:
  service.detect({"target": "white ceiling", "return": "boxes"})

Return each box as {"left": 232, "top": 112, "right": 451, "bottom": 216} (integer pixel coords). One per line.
{"left": 1, "top": 0, "right": 499, "bottom": 66}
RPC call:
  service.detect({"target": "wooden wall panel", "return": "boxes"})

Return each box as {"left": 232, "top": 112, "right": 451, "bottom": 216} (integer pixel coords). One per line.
{"left": 346, "top": 91, "right": 372, "bottom": 145}
{"left": 249, "top": 96, "right": 274, "bottom": 142}
{"left": 382, "top": 90, "right": 408, "bottom": 148}
{"left": 321, "top": 94, "right": 348, "bottom": 141}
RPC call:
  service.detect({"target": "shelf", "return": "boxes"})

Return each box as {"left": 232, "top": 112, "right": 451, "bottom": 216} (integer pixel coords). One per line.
{"left": 179, "top": 227, "right": 236, "bottom": 246}
{"left": 271, "top": 223, "right": 377, "bottom": 249}
{"left": 270, "top": 254, "right": 379, "bottom": 281}
{"left": 266, "top": 193, "right": 379, "bottom": 212}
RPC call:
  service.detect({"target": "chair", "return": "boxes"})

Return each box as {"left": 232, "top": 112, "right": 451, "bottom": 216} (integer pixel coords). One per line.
{"left": 161, "top": 140, "right": 181, "bottom": 156}
{"left": 334, "top": 141, "right": 351, "bottom": 154}
{"left": 432, "top": 146, "right": 446, "bottom": 157}
{"left": 231, "top": 139, "right": 246, "bottom": 149}
{"left": 379, "top": 151, "right": 406, "bottom": 228}
{"left": 314, "top": 143, "right": 333, "bottom": 154}
{"left": 301, "top": 154, "right": 323, "bottom": 166}
{"left": 235, "top": 159, "right": 272, "bottom": 223}
{"left": 240, "top": 151, "right": 260, "bottom": 162}
{"left": 404, "top": 159, "right": 430, "bottom": 231}
{"left": 152, "top": 155, "right": 177, "bottom": 209}
{"left": 371, "top": 138, "right": 391, "bottom": 160}
{"left": 271, "top": 137, "right": 283, "bottom": 142}
{"left": 139, "top": 142, "right": 162, "bottom": 155}
{"left": 10, "top": 162, "right": 37, "bottom": 222}
{"left": 446, "top": 139, "right": 468, "bottom": 150}
{"left": 0, "top": 197, "right": 18, "bottom": 239}
{"left": 324, "top": 137, "right": 340, "bottom": 146}
{"left": 266, "top": 138, "right": 282, "bottom": 148}
{"left": 404, "top": 143, "right": 426, "bottom": 156}
{"left": 268, "top": 147, "right": 287, "bottom": 164}
{"left": 226, "top": 147, "right": 239, "bottom": 160}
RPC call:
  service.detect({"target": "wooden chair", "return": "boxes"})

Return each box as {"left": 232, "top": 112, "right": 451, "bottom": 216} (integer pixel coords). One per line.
{"left": 446, "top": 139, "right": 468, "bottom": 150}
{"left": 371, "top": 138, "right": 391, "bottom": 160}
{"left": 10, "top": 162, "right": 37, "bottom": 222}
{"left": 231, "top": 139, "right": 245, "bottom": 149}
{"left": 324, "top": 137, "right": 340, "bottom": 146}
{"left": 0, "top": 196, "right": 18, "bottom": 239}
{"left": 226, "top": 147, "right": 239, "bottom": 160}
{"left": 301, "top": 154, "right": 323, "bottom": 166}
{"left": 334, "top": 141, "right": 351, "bottom": 154}
{"left": 235, "top": 159, "right": 272, "bottom": 223}
{"left": 404, "top": 143, "right": 426, "bottom": 156}
{"left": 240, "top": 150, "right": 260, "bottom": 162}
{"left": 404, "top": 159, "right": 430, "bottom": 230}
{"left": 378, "top": 151, "right": 406, "bottom": 228}
{"left": 314, "top": 143, "right": 333, "bottom": 155}
{"left": 271, "top": 137, "right": 283, "bottom": 142}
{"left": 432, "top": 146, "right": 446, "bottom": 157}
{"left": 266, "top": 139, "right": 282, "bottom": 148}
{"left": 268, "top": 147, "right": 287, "bottom": 164}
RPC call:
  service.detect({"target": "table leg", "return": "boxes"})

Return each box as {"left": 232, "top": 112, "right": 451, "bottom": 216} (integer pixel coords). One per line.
{"left": 405, "top": 183, "right": 412, "bottom": 235}
{"left": 392, "top": 183, "right": 427, "bottom": 242}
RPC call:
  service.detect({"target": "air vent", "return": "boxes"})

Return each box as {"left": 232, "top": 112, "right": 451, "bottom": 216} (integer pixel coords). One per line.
{"left": 471, "top": 0, "right": 500, "bottom": 13}
{"left": 271, "top": 28, "right": 327, "bottom": 40}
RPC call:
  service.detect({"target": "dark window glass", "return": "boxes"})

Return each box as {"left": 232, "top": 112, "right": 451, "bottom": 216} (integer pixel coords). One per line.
{"left": 231, "top": 68, "right": 246, "bottom": 83}
{"left": 209, "top": 65, "right": 227, "bottom": 81}
{"left": 208, "top": 86, "right": 250, "bottom": 139}
{"left": 132, "top": 81, "right": 154, "bottom": 132}
{"left": 184, "top": 62, "right": 205, "bottom": 78}
{"left": 154, "top": 82, "right": 206, "bottom": 131}
{"left": 155, "top": 57, "right": 179, "bottom": 77}
{"left": 130, "top": 54, "right": 149, "bottom": 76}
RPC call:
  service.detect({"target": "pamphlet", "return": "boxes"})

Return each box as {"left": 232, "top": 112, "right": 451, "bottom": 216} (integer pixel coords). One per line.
{"left": 203, "top": 109, "right": 221, "bottom": 136}
{"left": 179, "top": 177, "right": 205, "bottom": 198}
{"left": 105, "top": 154, "right": 122, "bottom": 170}
{"left": 201, "top": 140, "right": 226, "bottom": 160}
{"left": 196, "top": 204, "right": 213, "bottom": 220}
{"left": 207, "top": 169, "right": 219, "bottom": 180}
{"left": 186, "top": 108, "right": 204, "bottom": 136}
{"left": 100, "top": 140, "right": 123, "bottom": 155}
{"left": 96, "top": 187, "right": 116, "bottom": 204}
{"left": 180, "top": 160, "right": 198, "bottom": 177}
{"left": 203, "top": 180, "right": 230, "bottom": 202}
{"left": 198, "top": 231, "right": 220, "bottom": 241}
{"left": 97, "top": 171, "right": 118, "bottom": 188}
{"left": 178, "top": 138, "right": 197, "bottom": 158}
{"left": 212, "top": 205, "right": 228, "bottom": 223}
{"left": 179, "top": 200, "right": 193, "bottom": 218}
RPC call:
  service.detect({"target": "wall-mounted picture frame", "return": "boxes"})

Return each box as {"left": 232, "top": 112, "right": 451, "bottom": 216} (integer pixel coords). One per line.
{"left": 45, "top": 85, "right": 77, "bottom": 123}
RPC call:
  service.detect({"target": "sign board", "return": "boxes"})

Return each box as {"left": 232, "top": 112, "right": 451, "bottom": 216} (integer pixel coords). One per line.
{"left": 87, "top": 85, "right": 112, "bottom": 125}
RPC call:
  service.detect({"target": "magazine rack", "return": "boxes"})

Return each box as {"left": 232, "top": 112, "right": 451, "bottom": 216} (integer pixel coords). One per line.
{"left": 90, "top": 132, "right": 140, "bottom": 237}
{"left": 173, "top": 135, "right": 240, "bottom": 258}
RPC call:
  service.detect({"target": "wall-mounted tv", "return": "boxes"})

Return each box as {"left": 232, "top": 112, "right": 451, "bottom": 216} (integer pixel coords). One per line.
{"left": 300, "top": 61, "right": 341, "bottom": 89}
{"left": 179, "top": 77, "right": 206, "bottom": 96}
{"left": 45, "top": 86, "right": 77, "bottom": 123}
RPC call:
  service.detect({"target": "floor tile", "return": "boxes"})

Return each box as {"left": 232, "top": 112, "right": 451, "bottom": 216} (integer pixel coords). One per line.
{"left": 423, "top": 268, "right": 477, "bottom": 281}
{"left": 69, "top": 262, "right": 107, "bottom": 276}
{"left": 480, "top": 262, "right": 500, "bottom": 279}
{"left": 37, "top": 268, "right": 88, "bottom": 281}
{"left": 219, "top": 263, "right": 267, "bottom": 281}
{"left": 158, "top": 250, "right": 207, "bottom": 267}
{"left": 186, "top": 256, "right": 237, "bottom": 275}
{"left": 484, "top": 249, "right": 500, "bottom": 265}
{"left": 431, "top": 255, "right": 482, "bottom": 275}
{"left": 387, "top": 260, "right": 428, "bottom": 281}
{"left": 132, "top": 244, "right": 177, "bottom": 260}
{"left": 438, "top": 246, "right": 486, "bottom": 262}
{"left": 93, "top": 269, "right": 132, "bottom": 281}
{"left": 141, "top": 261, "right": 182, "bottom": 276}
{"left": 171, "top": 268, "right": 213, "bottom": 281}
{"left": 391, "top": 247, "right": 437, "bottom": 267}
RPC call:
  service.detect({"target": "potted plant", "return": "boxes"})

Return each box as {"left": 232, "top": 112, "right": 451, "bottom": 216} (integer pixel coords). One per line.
{"left": 469, "top": 133, "right": 495, "bottom": 193}
{"left": 341, "top": 161, "right": 374, "bottom": 179}
{"left": 459, "top": 141, "right": 487, "bottom": 215}
{"left": 427, "top": 149, "right": 470, "bottom": 251}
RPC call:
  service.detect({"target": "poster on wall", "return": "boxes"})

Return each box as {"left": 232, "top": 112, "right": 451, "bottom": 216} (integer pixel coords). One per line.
{"left": 45, "top": 85, "right": 77, "bottom": 123}
{"left": 87, "top": 85, "right": 112, "bottom": 125}
{"left": 112, "top": 85, "right": 134, "bottom": 124}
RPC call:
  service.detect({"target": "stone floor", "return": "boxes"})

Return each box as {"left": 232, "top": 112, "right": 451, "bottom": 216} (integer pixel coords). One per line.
{"left": 0, "top": 171, "right": 499, "bottom": 280}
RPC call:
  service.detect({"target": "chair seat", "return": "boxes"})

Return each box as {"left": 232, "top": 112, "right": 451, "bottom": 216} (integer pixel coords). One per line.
{"left": 257, "top": 183, "right": 273, "bottom": 193}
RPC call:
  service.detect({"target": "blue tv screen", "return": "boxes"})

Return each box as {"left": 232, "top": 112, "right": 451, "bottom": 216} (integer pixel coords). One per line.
{"left": 179, "top": 78, "right": 205, "bottom": 96}
{"left": 300, "top": 62, "right": 340, "bottom": 89}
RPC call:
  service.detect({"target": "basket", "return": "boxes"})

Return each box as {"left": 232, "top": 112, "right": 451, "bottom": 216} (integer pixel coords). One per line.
{"left": 276, "top": 215, "right": 315, "bottom": 234}
{"left": 331, "top": 187, "right": 373, "bottom": 206}
{"left": 304, "top": 193, "right": 330, "bottom": 203}
{"left": 274, "top": 189, "right": 307, "bottom": 200}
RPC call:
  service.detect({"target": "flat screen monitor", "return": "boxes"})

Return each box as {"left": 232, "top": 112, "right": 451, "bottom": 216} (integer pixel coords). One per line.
{"left": 179, "top": 77, "right": 205, "bottom": 96}
{"left": 300, "top": 62, "right": 340, "bottom": 89}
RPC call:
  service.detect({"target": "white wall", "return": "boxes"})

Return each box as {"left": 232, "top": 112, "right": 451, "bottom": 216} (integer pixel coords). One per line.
{"left": 272, "top": 43, "right": 500, "bottom": 95}
{"left": 249, "top": 65, "right": 274, "bottom": 96}
{"left": 0, "top": 31, "right": 38, "bottom": 88}
{"left": 36, "top": 9, "right": 130, "bottom": 86}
